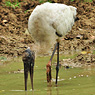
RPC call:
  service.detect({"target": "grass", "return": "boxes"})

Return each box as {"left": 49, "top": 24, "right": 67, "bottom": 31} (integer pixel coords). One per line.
{"left": 4, "top": 0, "right": 21, "bottom": 8}
{"left": 84, "top": 0, "right": 93, "bottom": 2}
{"left": 39, "top": 0, "right": 52, "bottom": 3}
{"left": 4, "top": 0, "right": 93, "bottom": 9}
{"left": 0, "top": 56, "right": 7, "bottom": 61}
{"left": 24, "top": 10, "right": 29, "bottom": 13}
{"left": 0, "top": 55, "right": 95, "bottom": 95}
{"left": 70, "top": 0, "right": 93, "bottom": 2}
{"left": 93, "top": 50, "right": 95, "bottom": 54}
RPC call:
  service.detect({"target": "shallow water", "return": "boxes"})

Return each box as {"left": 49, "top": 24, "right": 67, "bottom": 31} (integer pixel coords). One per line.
{"left": 0, "top": 56, "right": 95, "bottom": 95}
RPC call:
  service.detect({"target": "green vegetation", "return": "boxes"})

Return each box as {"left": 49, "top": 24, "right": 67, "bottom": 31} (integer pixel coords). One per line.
{"left": 0, "top": 56, "right": 7, "bottom": 61}
{"left": 4, "top": 0, "right": 21, "bottom": 8}
{"left": 0, "top": 55, "right": 95, "bottom": 95}
{"left": 4, "top": 0, "right": 93, "bottom": 8}
{"left": 24, "top": 10, "right": 29, "bottom": 13}
{"left": 84, "top": 0, "right": 93, "bottom": 2}
{"left": 70, "top": 0, "right": 93, "bottom": 2}
{"left": 39, "top": 0, "right": 52, "bottom": 3}
{"left": 70, "top": 0, "right": 75, "bottom": 1}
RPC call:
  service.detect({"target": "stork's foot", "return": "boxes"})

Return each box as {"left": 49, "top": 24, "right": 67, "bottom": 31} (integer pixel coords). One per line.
{"left": 46, "top": 64, "right": 52, "bottom": 82}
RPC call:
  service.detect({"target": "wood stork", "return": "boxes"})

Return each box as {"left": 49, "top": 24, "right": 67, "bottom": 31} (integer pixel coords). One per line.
{"left": 22, "top": 47, "right": 35, "bottom": 90}
{"left": 28, "top": 2, "right": 79, "bottom": 86}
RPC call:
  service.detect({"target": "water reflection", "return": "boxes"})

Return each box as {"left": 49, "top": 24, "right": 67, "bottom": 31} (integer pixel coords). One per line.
{"left": 25, "top": 91, "right": 28, "bottom": 95}
{"left": 25, "top": 90, "right": 34, "bottom": 95}
{"left": 47, "top": 86, "right": 52, "bottom": 95}
{"left": 54, "top": 85, "right": 59, "bottom": 95}
{"left": 55, "top": 87, "right": 59, "bottom": 95}
{"left": 47, "top": 84, "right": 59, "bottom": 95}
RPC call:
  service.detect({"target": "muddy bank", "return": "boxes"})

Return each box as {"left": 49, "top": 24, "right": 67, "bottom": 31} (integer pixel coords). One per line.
{"left": 0, "top": 0, "right": 95, "bottom": 65}
{"left": 56, "top": 52, "right": 95, "bottom": 68}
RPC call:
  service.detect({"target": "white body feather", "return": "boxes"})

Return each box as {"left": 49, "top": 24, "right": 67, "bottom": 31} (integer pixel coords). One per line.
{"left": 28, "top": 2, "right": 77, "bottom": 54}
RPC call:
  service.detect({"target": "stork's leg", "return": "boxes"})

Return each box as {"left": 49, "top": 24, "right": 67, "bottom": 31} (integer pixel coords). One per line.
{"left": 30, "top": 66, "right": 34, "bottom": 90}
{"left": 24, "top": 64, "right": 28, "bottom": 91}
{"left": 46, "top": 43, "right": 57, "bottom": 83}
{"left": 55, "top": 42, "right": 59, "bottom": 84}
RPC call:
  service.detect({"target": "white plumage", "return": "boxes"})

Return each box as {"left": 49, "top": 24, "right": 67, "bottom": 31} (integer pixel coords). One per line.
{"left": 28, "top": 2, "right": 77, "bottom": 54}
